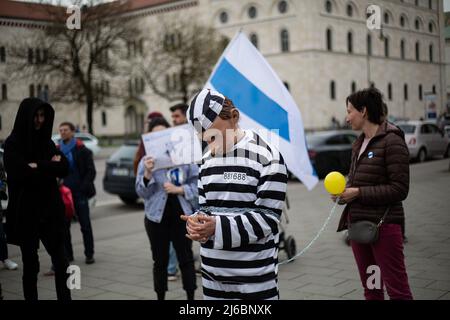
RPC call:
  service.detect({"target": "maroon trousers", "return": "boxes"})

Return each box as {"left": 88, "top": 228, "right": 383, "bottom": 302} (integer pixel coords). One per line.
{"left": 350, "top": 223, "right": 413, "bottom": 300}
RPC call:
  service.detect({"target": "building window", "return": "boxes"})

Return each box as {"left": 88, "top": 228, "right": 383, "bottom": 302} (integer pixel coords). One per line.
{"left": 42, "top": 85, "right": 49, "bottom": 102}
{"left": 28, "top": 48, "right": 33, "bottom": 64}
{"left": 367, "top": 34, "right": 372, "bottom": 56}
{"left": 400, "top": 15, "right": 406, "bottom": 28}
{"left": 0, "top": 46, "right": 5, "bottom": 63}
{"left": 415, "top": 18, "right": 420, "bottom": 30}
{"left": 429, "top": 44, "right": 434, "bottom": 62}
{"left": 250, "top": 33, "right": 258, "bottom": 48}
{"left": 347, "top": 32, "right": 353, "bottom": 54}
{"left": 351, "top": 81, "right": 356, "bottom": 93}
{"left": 278, "top": 0, "right": 288, "bottom": 14}
{"left": 416, "top": 42, "right": 420, "bottom": 61}
{"left": 400, "top": 40, "right": 406, "bottom": 59}
{"left": 384, "top": 12, "right": 390, "bottom": 24}
{"left": 248, "top": 6, "right": 257, "bottom": 19}
{"left": 388, "top": 83, "right": 393, "bottom": 100}
{"left": 219, "top": 11, "right": 228, "bottom": 24}
{"left": 37, "top": 84, "right": 42, "bottom": 99}
{"left": 419, "top": 84, "right": 423, "bottom": 100}
{"left": 326, "top": 28, "right": 332, "bottom": 51}
{"left": 415, "top": 0, "right": 419, "bottom": 6}
{"left": 346, "top": 4, "right": 353, "bottom": 17}
{"left": 35, "top": 48, "right": 41, "bottom": 64}
{"left": 330, "top": 80, "right": 336, "bottom": 100}
{"left": 404, "top": 84, "right": 408, "bottom": 101}
{"left": 432, "top": 85, "right": 436, "bottom": 94}
{"left": 429, "top": 22, "right": 434, "bottom": 33}
{"left": 1, "top": 84, "right": 7, "bottom": 100}
{"left": 384, "top": 37, "right": 390, "bottom": 57}
{"left": 128, "top": 79, "right": 133, "bottom": 96}
{"left": 29, "top": 84, "right": 35, "bottom": 97}
{"left": 429, "top": 0, "right": 433, "bottom": 9}
{"left": 325, "top": 0, "right": 332, "bottom": 13}
{"left": 281, "top": 29, "right": 290, "bottom": 52}
{"left": 102, "top": 111, "right": 107, "bottom": 127}
{"left": 283, "top": 81, "right": 290, "bottom": 91}
{"left": 370, "top": 82, "right": 375, "bottom": 89}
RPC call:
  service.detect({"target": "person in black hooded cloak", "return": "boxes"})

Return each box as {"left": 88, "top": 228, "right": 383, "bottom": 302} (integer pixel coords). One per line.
{"left": 3, "top": 98, "right": 71, "bottom": 300}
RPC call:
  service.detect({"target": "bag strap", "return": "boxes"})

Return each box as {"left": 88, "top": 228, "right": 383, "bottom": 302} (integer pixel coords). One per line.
{"left": 377, "top": 206, "right": 390, "bottom": 227}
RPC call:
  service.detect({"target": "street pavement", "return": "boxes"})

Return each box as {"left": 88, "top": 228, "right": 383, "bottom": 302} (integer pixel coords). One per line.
{"left": 1, "top": 151, "right": 449, "bottom": 300}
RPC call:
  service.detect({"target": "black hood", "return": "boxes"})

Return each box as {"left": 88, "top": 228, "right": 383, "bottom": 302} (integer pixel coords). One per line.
{"left": 9, "top": 98, "right": 55, "bottom": 158}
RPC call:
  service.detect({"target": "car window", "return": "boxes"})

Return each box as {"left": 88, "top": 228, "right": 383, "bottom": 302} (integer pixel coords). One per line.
{"left": 344, "top": 134, "right": 357, "bottom": 144}
{"left": 421, "top": 125, "right": 431, "bottom": 134}
{"left": 398, "top": 125, "right": 416, "bottom": 134}
{"left": 77, "top": 136, "right": 92, "bottom": 142}
{"left": 326, "top": 135, "right": 346, "bottom": 145}
{"left": 428, "top": 124, "right": 440, "bottom": 134}
{"left": 109, "top": 145, "right": 138, "bottom": 162}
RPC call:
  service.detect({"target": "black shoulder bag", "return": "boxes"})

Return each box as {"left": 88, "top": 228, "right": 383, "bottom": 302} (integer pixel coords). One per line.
{"left": 347, "top": 207, "right": 390, "bottom": 244}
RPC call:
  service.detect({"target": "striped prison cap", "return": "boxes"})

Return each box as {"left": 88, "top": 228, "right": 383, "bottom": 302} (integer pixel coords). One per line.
{"left": 188, "top": 88, "right": 225, "bottom": 133}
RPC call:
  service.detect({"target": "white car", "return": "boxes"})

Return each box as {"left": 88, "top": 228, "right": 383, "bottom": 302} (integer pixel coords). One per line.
{"left": 397, "top": 121, "right": 450, "bottom": 162}
{"left": 52, "top": 132, "right": 101, "bottom": 156}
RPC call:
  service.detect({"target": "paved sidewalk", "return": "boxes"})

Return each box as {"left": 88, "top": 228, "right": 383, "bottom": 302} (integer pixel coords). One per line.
{"left": 1, "top": 159, "right": 449, "bottom": 300}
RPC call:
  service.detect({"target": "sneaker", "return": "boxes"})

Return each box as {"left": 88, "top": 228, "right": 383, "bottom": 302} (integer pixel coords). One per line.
{"left": 3, "top": 259, "right": 18, "bottom": 270}
{"left": 85, "top": 256, "right": 95, "bottom": 264}
{"left": 167, "top": 273, "right": 178, "bottom": 281}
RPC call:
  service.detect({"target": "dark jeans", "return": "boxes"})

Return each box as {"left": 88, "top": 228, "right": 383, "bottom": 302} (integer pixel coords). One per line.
{"left": 144, "top": 196, "right": 196, "bottom": 297}
{"left": 0, "top": 217, "right": 8, "bottom": 261}
{"left": 65, "top": 193, "right": 94, "bottom": 258}
{"left": 19, "top": 221, "right": 71, "bottom": 301}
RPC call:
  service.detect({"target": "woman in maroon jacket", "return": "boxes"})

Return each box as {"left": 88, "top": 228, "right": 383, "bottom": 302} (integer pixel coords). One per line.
{"left": 334, "top": 87, "right": 413, "bottom": 300}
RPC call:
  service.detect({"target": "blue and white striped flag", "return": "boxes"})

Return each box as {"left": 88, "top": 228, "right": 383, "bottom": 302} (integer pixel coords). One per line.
{"left": 204, "top": 32, "right": 318, "bottom": 190}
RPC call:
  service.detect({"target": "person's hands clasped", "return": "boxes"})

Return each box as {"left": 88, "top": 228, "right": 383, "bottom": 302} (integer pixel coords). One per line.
{"left": 181, "top": 213, "right": 216, "bottom": 243}
{"left": 51, "top": 155, "right": 61, "bottom": 162}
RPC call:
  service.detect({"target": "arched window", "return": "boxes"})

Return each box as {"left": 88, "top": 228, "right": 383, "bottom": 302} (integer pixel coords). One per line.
{"left": 429, "top": 0, "right": 433, "bottom": 9}
{"left": 325, "top": 0, "right": 332, "bottom": 13}
{"left": 281, "top": 29, "right": 290, "bottom": 52}
{"left": 326, "top": 28, "right": 332, "bottom": 51}
{"left": 29, "top": 84, "right": 35, "bottom": 97}
{"left": 347, "top": 32, "right": 353, "bottom": 54}
{"left": 278, "top": 0, "right": 288, "bottom": 14}
{"left": 0, "top": 46, "right": 5, "bottom": 63}
{"left": 367, "top": 34, "right": 372, "bottom": 56}
{"left": 384, "top": 37, "right": 390, "bottom": 57}
{"left": 429, "top": 21, "right": 434, "bottom": 33}
{"left": 400, "top": 39, "right": 406, "bottom": 60}
{"left": 102, "top": 111, "right": 107, "bottom": 126}
{"left": 330, "top": 80, "right": 336, "bottom": 100}
{"left": 415, "top": 18, "right": 421, "bottom": 30}
{"left": 219, "top": 11, "right": 228, "bottom": 24}
{"left": 419, "top": 84, "right": 423, "bottom": 101}
{"left": 429, "top": 44, "right": 434, "bottom": 62}
{"left": 416, "top": 42, "right": 420, "bottom": 61}
{"left": 28, "top": 48, "right": 33, "bottom": 64}
{"left": 346, "top": 4, "right": 353, "bottom": 17}
{"left": 250, "top": 33, "right": 258, "bottom": 48}
{"left": 388, "top": 83, "right": 393, "bottom": 100}
{"left": 432, "top": 85, "right": 436, "bottom": 94}
{"left": 1, "top": 84, "right": 7, "bottom": 100}
{"left": 384, "top": 12, "right": 390, "bottom": 24}
{"left": 400, "top": 15, "right": 406, "bottom": 28}
{"left": 404, "top": 84, "right": 408, "bottom": 101}
{"left": 248, "top": 6, "right": 257, "bottom": 19}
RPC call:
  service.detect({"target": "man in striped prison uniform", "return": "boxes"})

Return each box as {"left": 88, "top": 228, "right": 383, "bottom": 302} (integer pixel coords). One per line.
{"left": 182, "top": 89, "right": 288, "bottom": 300}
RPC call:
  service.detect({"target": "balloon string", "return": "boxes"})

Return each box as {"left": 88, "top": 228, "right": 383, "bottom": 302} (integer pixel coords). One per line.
{"left": 279, "top": 197, "right": 340, "bottom": 265}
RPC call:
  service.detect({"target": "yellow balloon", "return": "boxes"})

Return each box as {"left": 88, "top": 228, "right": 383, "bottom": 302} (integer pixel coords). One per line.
{"left": 324, "top": 171, "right": 346, "bottom": 195}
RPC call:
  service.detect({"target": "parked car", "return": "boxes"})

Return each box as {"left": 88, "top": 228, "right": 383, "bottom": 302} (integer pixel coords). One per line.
{"left": 397, "top": 121, "right": 450, "bottom": 162}
{"left": 103, "top": 141, "right": 139, "bottom": 205}
{"left": 305, "top": 130, "right": 358, "bottom": 179}
{"left": 445, "top": 125, "right": 450, "bottom": 138}
{"left": 52, "top": 132, "right": 101, "bottom": 156}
